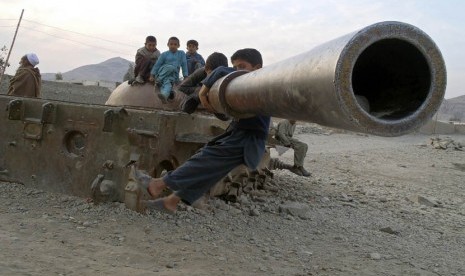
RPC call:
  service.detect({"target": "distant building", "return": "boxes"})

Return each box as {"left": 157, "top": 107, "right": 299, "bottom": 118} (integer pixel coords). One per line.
{"left": 53, "top": 79, "right": 119, "bottom": 90}
{"left": 419, "top": 120, "right": 465, "bottom": 134}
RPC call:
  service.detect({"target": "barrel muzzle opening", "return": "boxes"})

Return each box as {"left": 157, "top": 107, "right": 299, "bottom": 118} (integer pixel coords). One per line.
{"left": 338, "top": 22, "right": 446, "bottom": 136}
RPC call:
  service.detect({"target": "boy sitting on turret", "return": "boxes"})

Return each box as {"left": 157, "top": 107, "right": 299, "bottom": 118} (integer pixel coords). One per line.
{"left": 131, "top": 35, "right": 160, "bottom": 85}
{"left": 185, "top": 39, "right": 205, "bottom": 76}
{"left": 150, "top": 37, "right": 188, "bottom": 103}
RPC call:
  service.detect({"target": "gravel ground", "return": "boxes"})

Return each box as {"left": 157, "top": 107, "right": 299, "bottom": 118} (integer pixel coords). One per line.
{"left": 0, "top": 75, "right": 111, "bottom": 104}
{"left": 1, "top": 128, "right": 464, "bottom": 276}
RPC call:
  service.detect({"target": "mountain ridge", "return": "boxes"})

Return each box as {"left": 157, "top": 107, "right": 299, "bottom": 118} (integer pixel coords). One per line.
{"left": 41, "top": 57, "right": 134, "bottom": 83}
{"left": 437, "top": 95, "right": 465, "bottom": 122}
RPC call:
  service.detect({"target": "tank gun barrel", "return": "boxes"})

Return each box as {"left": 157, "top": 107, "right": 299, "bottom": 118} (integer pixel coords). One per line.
{"left": 208, "top": 21, "right": 446, "bottom": 137}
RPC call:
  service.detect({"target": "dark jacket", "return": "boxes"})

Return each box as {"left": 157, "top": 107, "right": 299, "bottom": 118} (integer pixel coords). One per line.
{"left": 177, "top": 67, "right": 206, "bottom": 96}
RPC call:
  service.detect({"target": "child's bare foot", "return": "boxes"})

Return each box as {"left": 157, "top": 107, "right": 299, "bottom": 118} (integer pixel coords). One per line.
{"left": 147, "top": 178, "right": 167, "bottom": 199}
{"left": 143, "top": 194, "right": 180, "bottom": 215}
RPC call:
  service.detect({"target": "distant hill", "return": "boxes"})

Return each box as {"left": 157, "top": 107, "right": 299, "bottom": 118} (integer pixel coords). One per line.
{"left": 437, "top": 95, "right": 465, "bottom": 122}
{"left": 41, "top": 57, "right": 133, "bottom": 83}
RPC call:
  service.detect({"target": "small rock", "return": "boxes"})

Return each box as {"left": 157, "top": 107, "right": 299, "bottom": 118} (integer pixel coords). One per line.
{"left": 279, "top": 201, "right": 312, "bottom": 220}
{"left": 238, "top": 195, "right": 250, "bottom": 205}
{"left": 229, "top": 207, "right": 242, "bottom": 215}
{"left": 340, "top": 193, "right": 353, "bottom": 202}
{"left": 379, "top": 227, "right": 399, "bottom": 235}
{"left": 369, "top": 252, "right": 382, "bottom": 260}
{"left": 249, "top": 209, "right": 260, "bottom": 216}
{"left": 408, "top": 195, "right": 442, "bottom": 207}
{"left": 320, "top": 197, "right": 330, "bottom": 203}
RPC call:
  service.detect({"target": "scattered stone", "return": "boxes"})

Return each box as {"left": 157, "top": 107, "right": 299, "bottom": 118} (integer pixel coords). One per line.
{"left": 407, "top": 195, "right": 443, "bottom": 208}
{"left": 279, "top": 202, "right": 312, "bottom": 219}
{"left": 214, "top": 200, "right": 231, "bottom": 211}
{"left": 452, "top": 163, "right": 465, "bottom": 172}
{"left": 250, "top": 208, "right": 260, "bottom": 216}
{"left": 379, "top": 227, "right": 400, "bottom": 235}
{"left": 182, "top": 235, "right": 192, "bottom": 241}
{"left": 430, "top": 137, "right": 463, "bottom": 150}
{"left": 342, "top": 202, "right": 357, "bottom": 208}
{"left": 238, "top": 195, "right": 250, "bottom": 206}
{"left": 340, "top": 193, "right": 353, "bottom": 202}
{"left": 166, "top": 263, "right": 176, "bottom": 269}
{"left": 320, "top": 197, "right": 330, "bottom": 203}
{"left": 369, "top": 253, "right": 382, "bottom": 260}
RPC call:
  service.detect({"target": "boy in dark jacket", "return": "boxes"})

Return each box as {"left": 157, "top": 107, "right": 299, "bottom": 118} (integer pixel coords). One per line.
{"left": 137, "top": 48, "right": 270, "bottom": 214}
{"left": 131, "top": 35, "right": 160, "bottom": 85}
{"left": 177, "top": 52, "right": 228, "bottom": 114}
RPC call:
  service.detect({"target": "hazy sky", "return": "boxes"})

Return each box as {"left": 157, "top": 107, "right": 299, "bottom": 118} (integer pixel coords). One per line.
{"left": 1, "top": 0, "right": 464, "bottom": 99}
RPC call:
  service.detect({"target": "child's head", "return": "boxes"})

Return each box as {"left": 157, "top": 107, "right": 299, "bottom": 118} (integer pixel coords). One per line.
{"left": 145, "top": 36, "right": 157, "bottom": 52}
{"left": 186, "top": 39, "right": 199, "bottom": 54}
{"left": 205, "top": 52, "right": 228, "bottom": 74}
{"left": 230, "top": 48, "right": 262, "bottom": 71}
{"left": 167, "top": 37, "right": 180, "bottom": 53}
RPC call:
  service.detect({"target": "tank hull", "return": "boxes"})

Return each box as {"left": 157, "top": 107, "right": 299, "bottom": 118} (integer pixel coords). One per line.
{"left": 0, "top": 95, "right": 228, "bottom": 205}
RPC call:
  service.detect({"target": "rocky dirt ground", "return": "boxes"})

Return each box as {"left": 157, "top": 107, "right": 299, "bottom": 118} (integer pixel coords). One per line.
{"left": 1, "top": 124, "right": 464, "bottom": 276}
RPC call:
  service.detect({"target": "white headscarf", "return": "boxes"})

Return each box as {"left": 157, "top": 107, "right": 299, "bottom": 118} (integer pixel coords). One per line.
{"left": 26, "top": 53, "right": 39, "bottom": 67}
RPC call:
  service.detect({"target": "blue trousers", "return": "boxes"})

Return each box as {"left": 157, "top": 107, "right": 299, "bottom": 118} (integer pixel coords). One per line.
{"left": 156, "top": 64, "right": 178, "bottom": 97}
{"left": 163, "top": 129, "right": 266, "bottom": 205}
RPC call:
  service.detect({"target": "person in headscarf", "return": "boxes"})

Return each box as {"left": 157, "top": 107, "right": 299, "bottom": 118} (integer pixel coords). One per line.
{"left": 8, "top": 53, "right": 41, "bottom": 97}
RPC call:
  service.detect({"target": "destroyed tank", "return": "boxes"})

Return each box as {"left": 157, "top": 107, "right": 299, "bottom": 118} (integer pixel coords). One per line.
{"left": 0, "top": 21, "right": 446, "bottom": 212}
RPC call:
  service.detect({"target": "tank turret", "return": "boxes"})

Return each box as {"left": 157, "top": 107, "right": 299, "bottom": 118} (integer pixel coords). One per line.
{"left": 105, "top": 82, "right": 185, "bottom": 110}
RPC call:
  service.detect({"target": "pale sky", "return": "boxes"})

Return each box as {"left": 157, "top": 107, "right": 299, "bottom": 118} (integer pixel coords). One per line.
{"left": 1, "top": 0, "right": 464, "bottom": 99}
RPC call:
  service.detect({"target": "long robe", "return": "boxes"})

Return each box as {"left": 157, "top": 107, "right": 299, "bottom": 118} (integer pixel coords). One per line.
{"left": 7, "top": 66, "right": 41, "bottom": 97}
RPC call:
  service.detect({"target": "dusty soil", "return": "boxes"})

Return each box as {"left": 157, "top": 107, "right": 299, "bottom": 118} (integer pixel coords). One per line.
{"left": 1, "top": 126, "right": 465, "bottom": 276}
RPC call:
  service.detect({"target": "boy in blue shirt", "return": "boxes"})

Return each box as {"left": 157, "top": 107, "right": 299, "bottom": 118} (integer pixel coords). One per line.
{"left": 186, "top": 39, "right": 205, "bottom": 76}
{"left": 150, "top": 37, "right": 188, "bottom": 102}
